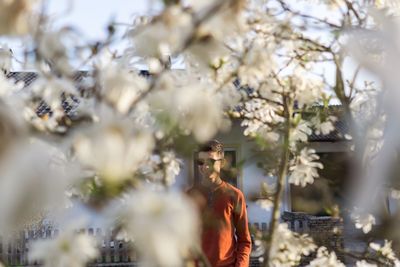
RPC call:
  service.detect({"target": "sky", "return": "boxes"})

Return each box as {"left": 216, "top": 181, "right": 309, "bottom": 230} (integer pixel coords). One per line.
{"left": 46, "top": 0, "right": 152, "bottom": 40}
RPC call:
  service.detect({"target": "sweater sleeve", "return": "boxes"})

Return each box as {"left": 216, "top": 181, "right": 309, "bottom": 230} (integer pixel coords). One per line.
{"left": 233, "top": 190, "right": 252, "bottom": 267}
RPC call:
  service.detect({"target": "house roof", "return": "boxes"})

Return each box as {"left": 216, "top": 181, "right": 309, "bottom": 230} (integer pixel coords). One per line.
{"left": 308, "top": 118, "right": 350, "bottom": 142}
{"left": 6, "top": 71, "right": 89, "bottom": 117}
{"left": 5, "top": 71, "right": 349, "bottom": 142}
{"left": 6, "top": 71, "right": 150, "bottom": 117}
{"left": 305, "top": 105, "right": 350, "bottom": 142}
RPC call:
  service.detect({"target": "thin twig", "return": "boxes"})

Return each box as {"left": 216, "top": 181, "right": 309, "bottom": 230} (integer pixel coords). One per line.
{"left": 276, "top": 0, "right": 342, "bottom": 29}
{"left": 344, "top": 0, "right": 363, "bottom": 25}
{"left": 348, "top": 65, "right": 361, "bottom": 99}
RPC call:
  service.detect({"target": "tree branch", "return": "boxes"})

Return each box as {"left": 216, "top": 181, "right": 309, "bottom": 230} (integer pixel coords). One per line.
{"left": 264, "top": 91, "right": 292, "bottom": 266}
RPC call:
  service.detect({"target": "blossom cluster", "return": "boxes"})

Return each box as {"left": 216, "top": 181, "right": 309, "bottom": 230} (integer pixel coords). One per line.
{"left": 269, "top": 223, "right": 317, "bottom": 266}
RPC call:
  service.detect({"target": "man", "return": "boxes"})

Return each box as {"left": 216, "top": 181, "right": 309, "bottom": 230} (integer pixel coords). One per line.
{"left": 188, "top": 140, "right": 251, "bottom": 267}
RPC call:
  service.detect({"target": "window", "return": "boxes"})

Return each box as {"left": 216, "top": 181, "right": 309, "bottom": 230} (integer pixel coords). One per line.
{"left": 290, "top": 152, "right": 349, "bottom": 216}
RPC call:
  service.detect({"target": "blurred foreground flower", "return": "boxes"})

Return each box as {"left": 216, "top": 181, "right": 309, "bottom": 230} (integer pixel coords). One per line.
{"left": 256, "top": 199, "right": 273, "bottom": 211}
{"left": 150, "top": 82, "right": 227, "bottom": 142}
{"left": 73, "top": 118, "right": 154, "bottom": 185}
{"left": 29, "top": 227, "right": 98, "bottom": 267}
{"left": 0, "top": 102, "right": 26, "bottom": 159}
{"left": 108, "top": 188, "right": 200, "bottom": 267}
{"left": 99, "top": 63, "right": 148, "bottom": 115}
{"left": 129, "top": 5, "right": 192, "bottom": 58}
{"left": 0, "top": 140, "right": 77, "bottom": 236}
{"left": 0, "top": 0, "right": 38, "bottom": 35}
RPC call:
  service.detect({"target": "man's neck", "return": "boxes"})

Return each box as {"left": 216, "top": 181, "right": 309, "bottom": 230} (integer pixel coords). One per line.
{"left": 212, "top": 176, "right": 223, "bottom": 187}
{"left": 201, "top": 175, "right": 223, "bottom": 189}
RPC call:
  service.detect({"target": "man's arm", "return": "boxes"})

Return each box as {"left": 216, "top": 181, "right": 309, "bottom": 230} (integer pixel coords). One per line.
{"left": 233, "top": 191, "right": 252, "bottom": 267}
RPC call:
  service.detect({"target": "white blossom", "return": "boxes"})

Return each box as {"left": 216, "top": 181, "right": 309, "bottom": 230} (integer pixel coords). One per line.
{"left": 243, "top": 98, "right": 284, "bottom": 124}
{"left": 240, "top": 97, "right": 283, "bottom": 140}
{"left": 349, "top": 90, "right": 378, "bottom": 121}
{"left": 23, "top": 107, "right": 67, "bottom": 133}
{"left": 161, "top": 151, "right": 181, "bottom": 186}
{"left": 108, "top": 189, "right": 200, "bottom": 267}
{"left": 0, "top": 140, "right": 76, "bottom": 236}
{"left": 0, "top": 73, "right": 15, "bottom": 96}
{"left": 352, "top": 212, "right": 376, "bottom": 234}
{"left": 139, "top": 151, "right": 181, "bottom": 186}
{"left": 186, "top": 37, "right": 230, "bottom": 71}
{"left": 238, "top": 40, "right": 275, "bottom": 88}
{"left": 99, "top": 63, "right": 148, "bottom": 114}
{"left": 128, "top": 6, "right": 192, "bottom": 58}
{"left": 130, "top": 101, "right": 156, "bottom": 127}
{"left": 38, "top": 29, "right": 77, "bottom": 75}
{"left": 219, "top": 82, "right": 242, "bottom": 109}
{"left": 73, "top": 117, "right": 154, "bottom": 184}
{"left": 289, "top": 148, "right": 323, "bottom": 187}
{"left": 373, "top": 0, "right": 400, "bottom": 12}
{"left": 355, "top": 260, "right": 377, "bottom": 267}
{"left": 369, "top": 240, "right": 398, "bottom": 261}
{"left": 19, "top": 76, "right": 78, "bottom": 133}
{"left": 256, "top": 199, "right": 273, "bottom": 211}
{"left": 390, "top": 189, "right": 400, "bottom": 199}
{"left": 292, "top": 71, "right": 323, "bottom": 108}
{"left": 241, "top": 119, "right": 280, "bottom": 142}
{"left": 306, "top": 247, "right": 345, "bottom": 267}
{"left": 185, "top": 0, "right": 246, "bottom": 42}
{"left": 183, "top": 0, "right": 216, "bottom": 12}
{"left": 29, "top": 228, "right": 98, "bottom": 267}
{"left": 311, "top": 115, "right": 337, "bottom": 135}
{"left": 269, "top": 223, "right": 317, "bottom": 266}
{"left": 150, "top": 81, "right": 226, "bottom": 142}
{"left": 0, "top": 98, "right": 29, "bottom": 182}
{"left": 29, "top": 76, "right": 77, "bottom": 111}
{"left": 147, "top": 57, "right": 163, "bottom": 74}
{"left": 290, "top": 120, "right": 312, "bottom": 144}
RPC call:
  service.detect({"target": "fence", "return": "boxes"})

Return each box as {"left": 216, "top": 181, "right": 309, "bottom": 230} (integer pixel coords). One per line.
{"left": 0, "top": 226, "right": 137, "bottom": 267}
{"left": 1, "top": 224, "right": 266, "bottom": 267}
{"left": 282, "top": 211, "right": 344, "bottom": 265}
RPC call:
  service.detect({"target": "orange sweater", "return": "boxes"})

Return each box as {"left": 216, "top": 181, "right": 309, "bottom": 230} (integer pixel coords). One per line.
{"left": 188, "top": 181, "right": 252, "bottom": 267}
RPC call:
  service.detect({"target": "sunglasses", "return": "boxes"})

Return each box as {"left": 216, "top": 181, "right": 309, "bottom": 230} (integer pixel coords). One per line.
{"left": 196, "top": 158, "right": 220, "bottom": 166}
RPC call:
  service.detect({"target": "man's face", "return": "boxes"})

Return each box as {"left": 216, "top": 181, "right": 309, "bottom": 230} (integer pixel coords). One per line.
{"left": 197, "top": 150, "right": 223, "bottom": 182}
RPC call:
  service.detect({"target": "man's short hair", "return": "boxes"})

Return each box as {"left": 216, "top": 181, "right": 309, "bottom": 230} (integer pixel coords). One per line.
{"left": 199, "top": 140, "right": 224, "bottom": 157}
